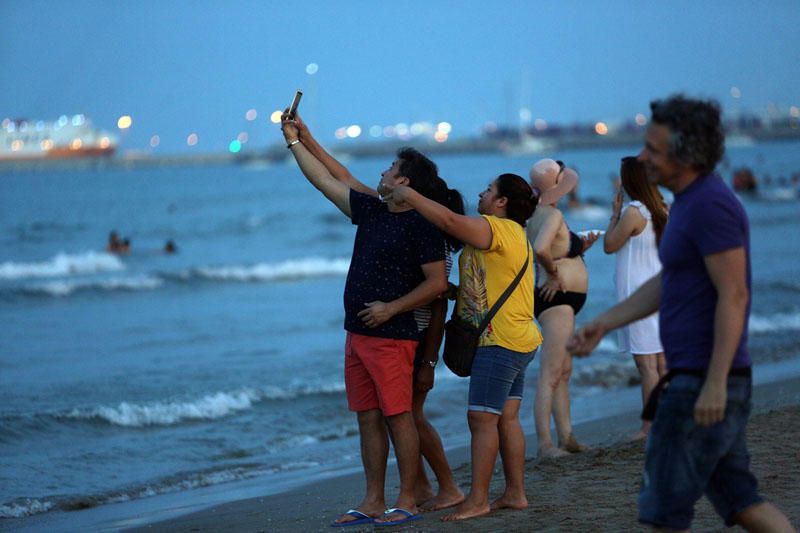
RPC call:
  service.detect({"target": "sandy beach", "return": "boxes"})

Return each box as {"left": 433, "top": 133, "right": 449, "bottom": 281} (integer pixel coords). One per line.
{"left": 124, "top": 376, "right": 800, "bottom": 533}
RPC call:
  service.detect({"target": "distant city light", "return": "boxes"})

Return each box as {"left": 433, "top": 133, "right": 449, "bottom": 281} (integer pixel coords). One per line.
{"left": 790, "top": 106, "right": 799, "bottom": 118}
{"left": 395, "top": 123, "right": 409, "bottom": 136}
{"left": 434, "top": 131, "right": 448, "bottom": 143}
{"left": 187, "top": 133, "right": 198, "bottom": 146}
{"left": 70, "top": 138, "right": 83, "bottom": 150}
{"left": 635, "top": 113, "right": 647, "bottom": 126}
{"left": 594, "top": 122, "right": 609, "bottom": 135}
{"left": 484, "top": 121, "right": 498, "bottom": 133}
{"left": 117, "top": 115, "right": 132, "bottom": 129}
{"left": 383, "top": 126, "right": 396, "bottom": 137}
{"left": 58, "top": 115, "right": 69, "bottom": 127}
{"left": 346, "top": 125, "right": 362, "bottom": 138}
{"left": 730, "top": 86, "right": 742, "bottom": 99}
{"left": 519, "top": 108, "right": 532, "bottom": 122}
{"left": 369, "top": 125, "right": 382, "bottom": 138}
{"left": 306, "top": 63, "right": 319, "bottom": 75}
{"left": 335, "top": 127, "right": 347, "bottom": 139}
{"left": 237, "top": 132, "right": 249, "bottom": 143}
{"left": 150, "top": 135, "right": 161, "bottom": 148}
{"left": 72, "top": 114, "right": 85, "bottom": 126}
{"left": 41, "top": 139, "right": 53, "bottom": 150}
{"left": 410, "top": 122, "right": 425, "bottom": 136}
{"left": 534, "top": 118, "right": 547, "bottom": 131}
{"left": 437, "top": 121, "right": 452, "bottom": 134}
{"left": 270, "top": 110, "right": 283, "bottom": 124}
{"left": 99, "top": 137, "right": 111, "bottom": 149}
{"left": 1, "top": 118, "right": 10, "bottom": 130}
{"left": 11, "top": 140, "right": 22, "bottom": 151}
{"left": 229, "top": 139, "right": 242, "bottom": 153}
{"left": 245, "top": 109, "right": 258, "bottom": 121}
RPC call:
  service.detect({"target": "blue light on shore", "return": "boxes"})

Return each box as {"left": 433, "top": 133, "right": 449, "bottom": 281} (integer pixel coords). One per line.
{"left": 229, "top": 139, "right": 242, "bottom": 153}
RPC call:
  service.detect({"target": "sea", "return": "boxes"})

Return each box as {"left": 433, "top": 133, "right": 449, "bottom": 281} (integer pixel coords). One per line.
{"left": 2, "top": 141, "right": 799, "bottom": 530}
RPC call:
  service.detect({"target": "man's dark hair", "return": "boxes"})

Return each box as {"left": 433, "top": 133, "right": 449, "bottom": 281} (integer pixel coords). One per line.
{"left": 397, "top": 147, "right": 438, "bottom": 197}
{"left": 650, "top": 94, "right": 725, "bottom": 175}
{"left": 495, "top": 173, "right": 537, "bottom": 227}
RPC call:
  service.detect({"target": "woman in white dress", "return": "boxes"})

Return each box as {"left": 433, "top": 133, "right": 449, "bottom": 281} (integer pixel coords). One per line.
{"left": 603, "top": 156, "right": 669, "bottom": 439}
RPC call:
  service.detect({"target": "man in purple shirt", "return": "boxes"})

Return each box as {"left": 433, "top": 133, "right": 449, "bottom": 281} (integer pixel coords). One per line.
{"left": 567, "top": 95, "right": 793, "bottom": 532}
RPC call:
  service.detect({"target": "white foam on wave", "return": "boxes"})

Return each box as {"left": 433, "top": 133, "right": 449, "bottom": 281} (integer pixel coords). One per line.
{"left": 749, "top": 312, "right": 800, "bottom": 333}
{"left": 0, "top": 251, "right": 124, "bottom": 280}
{"left": 195, "top": 257, "right": 351, "bottom": 282}
{"left": 69, "top": 390, "right": 262, "bottom": 427}
{"left": 0, "top": 498, "right": 55, "bottom": 519}
{"left": 66, "top": 381, "right": 347, "bottom": 428}
{"left": 24, "top": 276, "right": 164, "bottom": 297}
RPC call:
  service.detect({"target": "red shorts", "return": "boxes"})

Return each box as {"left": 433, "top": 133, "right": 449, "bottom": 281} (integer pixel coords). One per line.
{"left": 344, "top": 332, "right": 418, "bottom": 416}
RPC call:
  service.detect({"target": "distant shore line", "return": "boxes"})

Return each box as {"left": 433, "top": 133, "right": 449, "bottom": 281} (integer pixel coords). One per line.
{"left": 3, "top": 128, "right": 800, "bottom": 174}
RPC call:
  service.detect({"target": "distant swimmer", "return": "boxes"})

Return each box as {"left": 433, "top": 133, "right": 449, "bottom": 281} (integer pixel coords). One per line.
{"left": 731, "top": 166, "right": 758, "bottom": 192}
{"left": 164, "top": 240, "right": 178, "bottom": 254}
{"left": 106, "top": 231, "right": 130, "bottom": 254}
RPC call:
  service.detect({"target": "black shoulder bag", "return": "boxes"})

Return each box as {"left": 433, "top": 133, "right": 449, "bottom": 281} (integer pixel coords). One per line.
{"left": 442, "top": 246, "right": 530, "bottom": 377}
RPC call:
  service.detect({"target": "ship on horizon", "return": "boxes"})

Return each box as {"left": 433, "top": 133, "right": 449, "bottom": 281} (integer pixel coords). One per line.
{"left": 1, "top": 115, "right": 117, "bottom": 161}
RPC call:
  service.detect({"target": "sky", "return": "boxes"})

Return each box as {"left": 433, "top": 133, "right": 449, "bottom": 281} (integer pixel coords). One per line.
{"left": 2, "top": 0, "right": 799, "bottom": 154}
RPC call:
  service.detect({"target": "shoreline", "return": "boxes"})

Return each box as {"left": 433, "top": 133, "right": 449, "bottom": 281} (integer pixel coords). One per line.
{"left": 130, "top": 376, "right": 800, "bottom": 533}
{"left": 8, "top": 369, "right": 800, "bottom": 533}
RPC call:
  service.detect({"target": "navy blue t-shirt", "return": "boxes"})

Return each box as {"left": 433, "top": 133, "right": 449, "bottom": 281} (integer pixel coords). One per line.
{"left": 658, "top": 174, "right": 752, "bottom": 370}
{"left": 344, "top": 190, "right": 445, "bottom": 340}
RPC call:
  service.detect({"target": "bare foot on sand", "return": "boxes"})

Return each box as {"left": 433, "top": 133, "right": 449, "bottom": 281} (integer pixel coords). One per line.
{"left": 420, "top": 488, "right": 465, "bottom": 511}
{"left": 561, "top": 434, "right": 591, "bottom": 453}
{"left": 628, "top": 429, "right": 648, "bottom": 442}
{"left": 538, "top": 445, "right": 571, "bottom": 459}
{"left": 490, "top": 493, "right": 528, "bottom": 511}
{"left": 441, "top": 499, "right": 491, "bottom": 521}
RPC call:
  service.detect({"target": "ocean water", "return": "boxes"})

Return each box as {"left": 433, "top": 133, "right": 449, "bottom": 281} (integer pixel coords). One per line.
{"left": 2, "top": 142, "right": 799, "bottom": 524}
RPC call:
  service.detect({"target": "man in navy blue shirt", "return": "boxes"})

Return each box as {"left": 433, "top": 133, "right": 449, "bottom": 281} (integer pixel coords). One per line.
{"left": 568, "top": 95, "right": 793, "bottom": 532}
{"left": 280, "top": 113, "right": 447, "bottom": 527}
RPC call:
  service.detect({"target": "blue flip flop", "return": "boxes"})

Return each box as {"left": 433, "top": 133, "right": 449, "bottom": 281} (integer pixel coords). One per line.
{"left": 330, "top": 509, "right": 376, "bottom": 527}
{"left": 374, "top": 507, "right": 422, "bottom": 527}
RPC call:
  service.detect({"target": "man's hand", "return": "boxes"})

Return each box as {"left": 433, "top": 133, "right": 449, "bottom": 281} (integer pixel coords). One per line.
{"left": 293, "top": 113, "right": 310, "bottom": 139}
{"left": 358, "top": 301, "right": 396, "bottom": 328}
{"left": 694, "top": 379, "right": 727, "bottom": 426}
{"left": 280, "top": 112, "right": 300, "bottom": 141}
{"left": 566, "top": 320, "right": 606, "bottom": 357}
{"left": 415, "top": 365, "right": 434, "bottom": 393}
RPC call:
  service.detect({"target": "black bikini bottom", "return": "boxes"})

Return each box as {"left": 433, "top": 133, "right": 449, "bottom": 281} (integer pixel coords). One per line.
{"left": 534, "top": 288, "right": 587, "bottom": 318}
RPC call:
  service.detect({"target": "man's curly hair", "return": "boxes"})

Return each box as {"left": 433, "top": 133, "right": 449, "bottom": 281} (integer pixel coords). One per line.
{"left": 650, "top": 95, "right": 725, "bottom": 176}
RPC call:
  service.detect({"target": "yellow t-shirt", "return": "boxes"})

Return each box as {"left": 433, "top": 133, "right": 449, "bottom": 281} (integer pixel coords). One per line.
{"left": 455, "top": 215, "right": 542, "bottom": 353}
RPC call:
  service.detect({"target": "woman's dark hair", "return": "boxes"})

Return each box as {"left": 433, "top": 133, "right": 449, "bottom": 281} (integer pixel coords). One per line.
{"left": 397, "top": 147, "right": 438, "bottom": 196}
{"left": 620, "top": 156, "right": 669, "bottom": 245}
{"left": 649, "top": 95, "right": 725, "bottom": 176}
{"left": 495, "top": 173, "right": 537, "bottom": 227}
{"left": 429, "top": 176, "right": 465, "bottom": 252}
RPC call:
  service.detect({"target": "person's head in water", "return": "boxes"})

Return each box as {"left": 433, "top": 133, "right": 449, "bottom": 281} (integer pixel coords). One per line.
{"left": 164, "top": 240, "right": 177, "bottom": 254}
{"left": 478, "top": 173, "right": 538, "bottom": 227}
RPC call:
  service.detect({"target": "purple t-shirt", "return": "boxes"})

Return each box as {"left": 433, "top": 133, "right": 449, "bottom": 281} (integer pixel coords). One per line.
{"left": 344, "top": 190, "right": 445, "bottom": 340}
{"left": 658, "top": 174, "right": 752, "bottom": 370}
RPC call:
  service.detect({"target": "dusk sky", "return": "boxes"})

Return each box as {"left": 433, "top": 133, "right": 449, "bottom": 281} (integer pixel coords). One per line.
{"left": 3, "top": 1, "right": 799, "bottom": 154}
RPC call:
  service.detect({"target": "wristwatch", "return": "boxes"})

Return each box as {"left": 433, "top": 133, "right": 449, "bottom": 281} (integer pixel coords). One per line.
{"left": 424, "top": 360, "right": 437, "bottom": 368}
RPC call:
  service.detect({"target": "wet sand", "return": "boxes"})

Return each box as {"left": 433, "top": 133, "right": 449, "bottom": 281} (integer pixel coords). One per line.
{"left": 126, "top": 376, "right": 800, "bottom": 532}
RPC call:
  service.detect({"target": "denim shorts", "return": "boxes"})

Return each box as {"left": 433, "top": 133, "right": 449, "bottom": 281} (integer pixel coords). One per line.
{"left": 468, "top": 345, "right": 535, "bottom": 415}
{"left": 638, "top": 374, "right": 763, "bottom": 529}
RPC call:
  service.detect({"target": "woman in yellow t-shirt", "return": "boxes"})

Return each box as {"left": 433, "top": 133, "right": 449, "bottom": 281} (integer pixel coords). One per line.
{"left": 383, "top": 173, "right": 542, "bottom": 522}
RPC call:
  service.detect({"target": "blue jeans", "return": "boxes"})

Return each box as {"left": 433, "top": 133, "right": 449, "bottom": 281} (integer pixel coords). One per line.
{"left": 468, "top": 345, "right": 535, "bottom": 415}
{"left": 638, "top": 374, "right": 763, "bottom": 529}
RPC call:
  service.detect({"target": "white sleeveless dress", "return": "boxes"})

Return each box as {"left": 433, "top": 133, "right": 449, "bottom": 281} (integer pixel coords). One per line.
{"left": 615, "top": 201, "right": 663, "bottom": 354}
